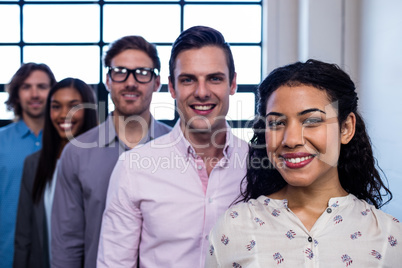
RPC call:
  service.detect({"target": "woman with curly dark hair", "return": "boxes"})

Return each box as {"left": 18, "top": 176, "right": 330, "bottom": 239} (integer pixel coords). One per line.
{"left": 205, "top": 59, "right": 401, "bottom": 267}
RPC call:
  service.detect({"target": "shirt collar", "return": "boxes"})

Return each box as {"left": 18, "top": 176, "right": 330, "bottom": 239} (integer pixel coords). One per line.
{"left": 15, "top": 120, "right": 40, "bottom": 138}
{"left": 98, "top": 114, "right": 118, "bottom": 148}
{"left": 257, "top": 194, "right": 356, "bottom": 210}
{"left": 98, "top": 113, "right": 156, "bottom": 148}
{"left": 170, "top": 119, "right": 234, "bottom": 163}
{"left": 139, "top": 115, "right": 157, "bottom": 143}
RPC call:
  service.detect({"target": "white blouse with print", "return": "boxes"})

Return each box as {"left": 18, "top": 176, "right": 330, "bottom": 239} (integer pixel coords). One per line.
{"left": 206, "top": 194, "right": 401, "bottom": 268}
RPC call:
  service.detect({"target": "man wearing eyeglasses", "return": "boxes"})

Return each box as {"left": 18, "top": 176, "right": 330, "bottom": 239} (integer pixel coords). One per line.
{"left": 97, "top": 26, "right": 249, "bottom": 268}
{"left": 51, "top": 36, "right": 171, "bottom": 268}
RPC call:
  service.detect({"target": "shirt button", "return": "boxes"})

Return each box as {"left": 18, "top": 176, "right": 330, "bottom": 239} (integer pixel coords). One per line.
{"left": 205, "top": 235, "right": 209, "bottom": 240}
{"left": 35, "top": 142, "right": 40, "bottom": 146}
{"left": 208, "top": 197, "right": 213, "bottom": 203}
{"left": 197, "top": 165, "right": 203, "bottom": 170}
{"left": 326, "top": 208, "right": 332, "bottom": 213}
{"left": 308, "top": 237, "right": 313, "bottom": 242}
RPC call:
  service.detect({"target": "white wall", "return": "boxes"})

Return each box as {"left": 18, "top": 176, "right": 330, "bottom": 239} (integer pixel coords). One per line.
{"left": 264, "top": 0, "right": 360, "bottom": 80}
{"left": 359, "top": 0, "right": 402, "bottom": 220}
{"left": 263, "top": 0, "right": 401, "bottom": 219}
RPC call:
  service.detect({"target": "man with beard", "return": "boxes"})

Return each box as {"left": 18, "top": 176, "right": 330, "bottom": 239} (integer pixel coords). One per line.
{"left": 0, "top": 63, "right": 56, "bottom": 268}
{"left": 51, "top": 36, "right": 171, "bottom": 268}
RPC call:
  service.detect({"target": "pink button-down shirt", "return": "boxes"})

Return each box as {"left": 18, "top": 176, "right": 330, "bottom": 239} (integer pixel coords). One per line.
{"left": 97, "top": 120, "right": 249, "bottom": 268}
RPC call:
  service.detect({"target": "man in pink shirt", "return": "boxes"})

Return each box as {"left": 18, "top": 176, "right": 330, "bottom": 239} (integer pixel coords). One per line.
{"left": 97, "top": 26, "right": 249, "bottom": 268}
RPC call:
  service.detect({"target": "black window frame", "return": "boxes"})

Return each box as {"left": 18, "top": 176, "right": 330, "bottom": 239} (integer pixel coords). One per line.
{"left": 0, "top": 0, "right": 262, "bottom": 129}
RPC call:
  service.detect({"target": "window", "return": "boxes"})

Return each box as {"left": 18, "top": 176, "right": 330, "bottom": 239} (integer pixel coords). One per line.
{"left": 0, "top": 0, "right": 262, "bottom": 139}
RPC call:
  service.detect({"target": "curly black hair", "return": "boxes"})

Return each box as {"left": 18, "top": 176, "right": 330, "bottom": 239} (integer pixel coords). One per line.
{"left": 238, "top": 59, "right": 392, "bottom": 209}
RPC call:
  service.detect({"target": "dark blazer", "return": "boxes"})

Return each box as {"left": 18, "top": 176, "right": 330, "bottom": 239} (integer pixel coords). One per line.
{"left": 13, "top": 151, "right": 49, "bottom": 268}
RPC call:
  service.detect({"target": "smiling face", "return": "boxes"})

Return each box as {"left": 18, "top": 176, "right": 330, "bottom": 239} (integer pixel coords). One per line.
{"left": 106, "top": 49, "right": 160, "bottom": 119}
{"left": 265, "top": 85, "right": 355, "bottom": 189}
{"left": 18, "top": 70, "right": 52, "bottom": 120}
{"left": 168, "top": 46, "right": 237, "bottom": 134}
{"left": 50, "top": 87, "right": 84, "bottom": 140}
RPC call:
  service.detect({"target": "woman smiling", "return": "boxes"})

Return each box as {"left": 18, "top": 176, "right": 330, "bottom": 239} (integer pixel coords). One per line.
{"left": 13, "top": 78, "right": 98, "bottom": 268}
{"left": 205, "top": 60, "right": 401, "bottom": 267}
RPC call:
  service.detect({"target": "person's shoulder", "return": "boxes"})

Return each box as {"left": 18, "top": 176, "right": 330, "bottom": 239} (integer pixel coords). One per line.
{"left": 21, "top": 151, "right": 41, "bottom": 182}
{"left": 356, "top": 198, "right": 401, "bottom": 229}
{"left": 61, "top": 124, "right": 101, "bottom": 153}
{"left": 228, "top": 200, "right": 253, "bottom": 214}
{"left": 371, "top": 206, "right": 401, "bottom": 225}
{"left": 230, "top": 132, "right": 249, "bottom": 152}
{"left": 210, "top": 199, "right": 261, "bottom": 237}
{"left": 24, "top": 150, "right": 41, "bottom": 164}
{"left": 373, "top": 208, "right": 402, "bottom": 236}
{"left": 223, "top": 199, "right": 260, "bottom": 222}
{"left": 134, "top": 129, "right": 174, "bottom": 152}
{"left": 72, "top": 124, "right": 101, "bottom": 143}
{"left": 154, "top": 120, "right": 172, "bottom": 134}
{"left": 115, "top": 131, "right": 173, "bottom": 171}
{"left": 0, "top": 121, "right": 17, "bottom": 135}
{"left": 0, "top": 122, "right": 21, "bottom": 147}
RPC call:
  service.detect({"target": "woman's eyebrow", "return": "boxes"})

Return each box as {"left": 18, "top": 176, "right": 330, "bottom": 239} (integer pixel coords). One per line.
{"left": 265, "top": 108, "right": 326, "bottom": 117}
{"left": 298, "top": 108, "right": 326, "bottom": 116}
{"left": 265, "top": 111, "right": 284, "bottom": 117}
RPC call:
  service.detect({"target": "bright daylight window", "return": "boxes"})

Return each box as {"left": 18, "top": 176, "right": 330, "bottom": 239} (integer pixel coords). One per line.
{"left": 0, "top": 0, "right": 262, "bottom": 141}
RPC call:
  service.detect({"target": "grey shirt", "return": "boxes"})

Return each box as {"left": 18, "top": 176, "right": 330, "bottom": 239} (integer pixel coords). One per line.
{"left": 51, "top": 114, "right": 171, "bottom": 268}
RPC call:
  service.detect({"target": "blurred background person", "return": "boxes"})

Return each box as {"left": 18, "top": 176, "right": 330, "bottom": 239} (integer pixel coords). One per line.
{"left": 13, "top": 78, "right": 98, "bottom": 268}
{"left": 51, "top": 36, "right": 171, "bottom": 268}
{"left": 0, "top": 63, "right": 56, "bottom": 268}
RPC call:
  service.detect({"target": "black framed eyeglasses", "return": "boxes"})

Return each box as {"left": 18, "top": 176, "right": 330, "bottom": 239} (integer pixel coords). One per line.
{"left": 107, "top": 66, "right": 159, "bottom": 83}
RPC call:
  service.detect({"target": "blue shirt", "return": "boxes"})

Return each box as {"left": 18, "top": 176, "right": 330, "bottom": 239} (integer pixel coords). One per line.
{"left": 0, "top": 120, "right": 42, "bottom": 268}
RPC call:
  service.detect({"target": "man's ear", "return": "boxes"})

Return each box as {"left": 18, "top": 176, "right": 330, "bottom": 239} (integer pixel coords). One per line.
{"left": 230, "top": 72, "right": 237, "bottom": 96}
{"left": 105, "top": 74, "right": 111, "bottom": 92}
{"left": 168, "top": 76, "right": 176, "bottom": 99}
{"left": 341, "top": 112, "right": 356, "bottom": 144}
{"left": 153, "top": 76, "right": 161, "bottom": 92}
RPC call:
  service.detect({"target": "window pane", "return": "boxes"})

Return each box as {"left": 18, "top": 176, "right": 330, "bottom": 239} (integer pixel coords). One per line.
{"left": 24, "top": 5, "right": 100, "bottom": 42}
{"left": 101, "top": 45, "right": 110, "bottom": 84}
{"left": 24, "top": 46, "right": 100, "bottom": 84}
{"left": 184, "top": 4, "right": 261, "bottom": 43}
{"left": 150, "top": 92, "right": 175, "bottom": 120}
{"left": 106, "top": 0, "right": 177, "bottom": 1}
{"left": 25, "top": 0, "right": 91, "bottom": 1}
{"left": 156, "top": 45, "right": 172, "bottom": 85}
{"left": 150, "top": 45, "right": 261, "bottom": 85}
{"left": 231, "top": 46, "right": 261, "bottom": 84}
{"left": 0, "top": 46, "right": 21, "bottom": 84}
{"left": 188, "top": 0, "right": 259, "bottom": 2}
{"left": 0, "top": 5, "right": 20, "bottom": 42}
{"left": 103, "top": 5, "right": 180, "bottom": 43}
{"left": 231, "top": 128, "right": 253, "bottom": 143}
{"left": 0, "top": 92, "right": 14, "bottom": 120}
{"left": 227, "top": 92, "right": 255, "bottom": 121}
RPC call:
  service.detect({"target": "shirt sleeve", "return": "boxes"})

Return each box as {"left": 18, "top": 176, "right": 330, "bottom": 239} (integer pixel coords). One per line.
{"left": 51, "top": 146, "right": 85, "bottom": 267}
{"left": 97, "top": 154, "right": 142, "bottom": 268}
{"left": 13, "top": 157, "right": 35, "bottom": 267}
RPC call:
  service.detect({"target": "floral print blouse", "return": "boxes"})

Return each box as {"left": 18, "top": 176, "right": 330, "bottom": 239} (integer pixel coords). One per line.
{"left": 206, "top": 194, "right": 401, "bottom": 267}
